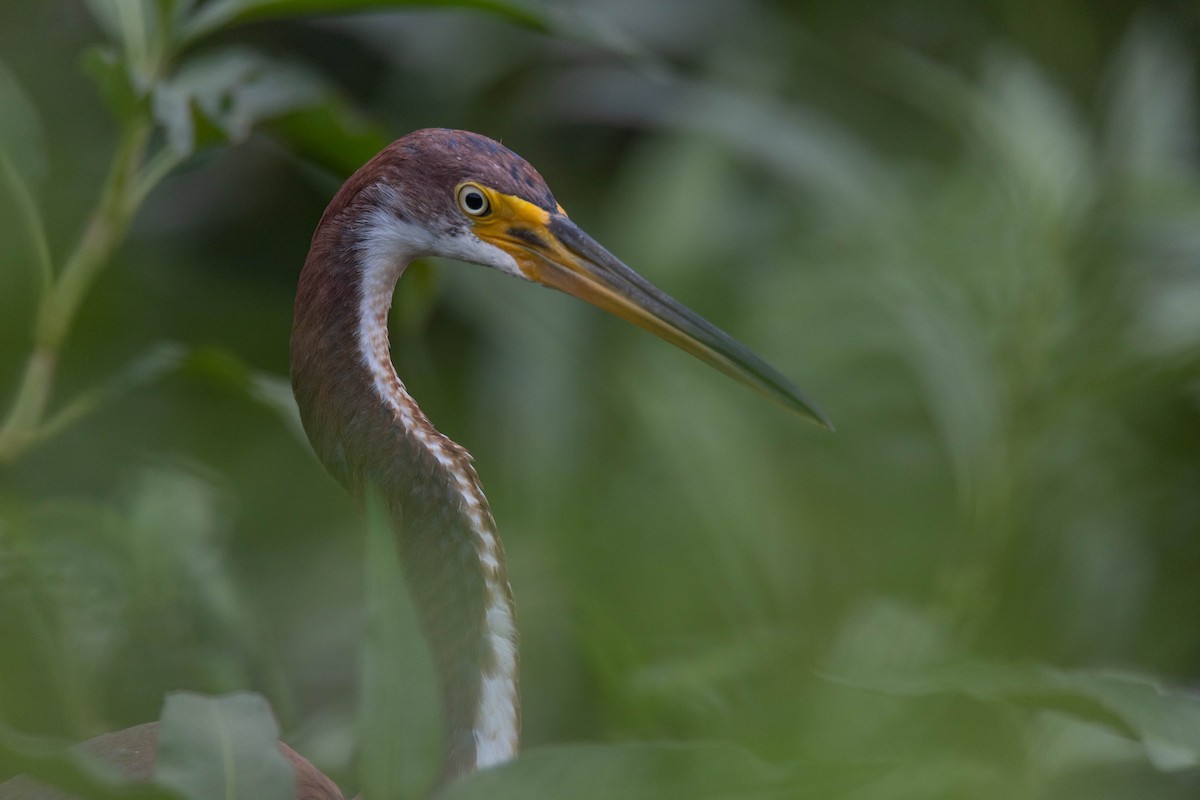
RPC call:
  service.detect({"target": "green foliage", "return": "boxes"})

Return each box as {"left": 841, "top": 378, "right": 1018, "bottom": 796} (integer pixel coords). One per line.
{"left": 0, "top": 59, "right": 46, "bottom": 195}
{"left": 179, "top": 0, "right": 549, "bottom": 42}
{"left": 0, "top": 57, "right": 50, "bottom": 293}
{"left": 1, "top": 1, "right": 1199, "bottom": 799}
{"left": 156, "top": 693, "right": 294, "bottom": 800}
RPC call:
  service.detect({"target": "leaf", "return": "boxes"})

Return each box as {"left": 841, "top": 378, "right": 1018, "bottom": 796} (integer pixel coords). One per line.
{"left": 0, "top": 57, "right": 51, "bottom": 290}
{"left": 540, "top": 66, "right": 890, "bottom": 220}
{"left": 358, "top": 488, "right": 443, "bottom": 800}
{"left": 34, "top": 344, "right": 186, "bottom": 445}
{"left": 828, "top": 660, "right": 1200, "bottom": 772}
{"left": 179, "top": 347, "right": 306, "bottom": 445}
{"left": 83, "top": 47, "right": 148, "bottom": 127}
{"left": 436, "top": 741, "right": 877, "bottom": 800}
{"left": 178, "top": 0, "right": 549, "bottom": 44}
{"left": 154, "top": 49, "right": 331, "bottom": 157}
{"left": 82, "top": 1, "right": 170, "bottom": 88}
{"left": 1104, "top": 20, "right": 1197, "bottom": 181}
{"left": 0, "top": 722, "right": 180, "bottom": 800}
{"left": 263, "top": 101, "right": 391, "bottom": 180}
{"left": 0, "top": 59, "right": 47, "bottom": 193}
{"left": 155, "top": 692, "right": 294, "bottom": 800}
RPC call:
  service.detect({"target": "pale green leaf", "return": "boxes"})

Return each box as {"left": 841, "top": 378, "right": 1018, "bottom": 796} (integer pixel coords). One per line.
{"left": 829, "top": 661, "right": 1200, "bottom": 772}
{"left": 154, "top": 49, "right": 332, "bottom": 156}
{"left": 82, "top": 1, "right": 168, "bottom": 87}
{"left": 155, "top": 692, "right": 294, "bottom": 800}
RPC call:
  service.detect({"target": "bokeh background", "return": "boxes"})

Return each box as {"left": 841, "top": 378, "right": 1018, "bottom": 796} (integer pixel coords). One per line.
{"left": 2, "top": 0, "right": 1199, "bottom": 797}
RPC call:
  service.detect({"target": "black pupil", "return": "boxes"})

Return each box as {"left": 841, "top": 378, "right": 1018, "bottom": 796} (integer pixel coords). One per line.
{"left": 465, "top": 191, "right": 485, "bottom": 212}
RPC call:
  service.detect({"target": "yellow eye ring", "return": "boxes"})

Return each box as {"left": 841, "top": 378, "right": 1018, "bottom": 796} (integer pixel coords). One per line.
{"left": 457, "top": 183, "right": 491, "bottom": 217}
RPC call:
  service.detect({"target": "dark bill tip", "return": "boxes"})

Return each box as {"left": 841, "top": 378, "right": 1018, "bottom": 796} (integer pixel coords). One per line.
{"left": 546, "top": 216, "right": 834, "bottom": 430}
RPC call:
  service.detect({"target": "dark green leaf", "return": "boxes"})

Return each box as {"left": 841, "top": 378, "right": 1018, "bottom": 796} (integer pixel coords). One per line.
{"left": 264, "top": 102, "right": 391, "bottom": 180}
{"left": 179, "top": 0, "right": 548, "bottom": 43}
{"left": 359, "top": 488, "right": 443, "bottom": 800}
{"left": 82, "top": 47, "right": 148, "bottom": 128}
{"left": 155, "top": 692, "right": 294, "bottom": 800}
{"left": 829, "top": 661, "right": 1200, "bottom": 772}
{"left": 179, "top": 347, "right": 305, "bottom": 444}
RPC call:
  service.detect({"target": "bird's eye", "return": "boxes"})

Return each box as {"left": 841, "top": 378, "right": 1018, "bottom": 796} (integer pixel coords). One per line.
{"left": 457, "top": 184, "right": 491, "bottom": 217}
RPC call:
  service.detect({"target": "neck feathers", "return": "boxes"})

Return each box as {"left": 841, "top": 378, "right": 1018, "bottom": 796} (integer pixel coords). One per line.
{"left": 291, "top": 176, "right": 519, "bottom": 778}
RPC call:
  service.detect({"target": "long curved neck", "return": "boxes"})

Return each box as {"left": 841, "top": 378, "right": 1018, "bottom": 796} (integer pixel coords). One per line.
{"left": 291, "top": 193, "right": 519, "bottom": 780}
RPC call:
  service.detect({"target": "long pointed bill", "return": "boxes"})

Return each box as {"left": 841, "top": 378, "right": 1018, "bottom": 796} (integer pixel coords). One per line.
{"left": 478, "top": 199, "right": 832, "bottom": 429}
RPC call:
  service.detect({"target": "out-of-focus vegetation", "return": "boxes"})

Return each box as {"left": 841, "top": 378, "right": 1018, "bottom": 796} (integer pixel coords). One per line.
{"left": 2, "top": 0, "right": 1199, "bottom": 797}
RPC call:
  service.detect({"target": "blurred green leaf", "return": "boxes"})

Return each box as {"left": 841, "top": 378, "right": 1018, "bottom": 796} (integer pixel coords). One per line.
{"left": 1105, "top": 21, "right": 1196, "bottom": 181}
{"left": 34, "top": 344, "right": 185, "bottom": 445}
{"left": 179, "top": 0, "right": 549, "bottom": 44}
{"left": 83, "top": 47, "right": 149, "bottom": 128}
{"left": 437, "top": 741, "right": 876, "bottom": 800}
{"left": 0, "top": 723, "right": 179, "bottom": 800}
{"left": 0, "top": 57, "right": 51, "bottom": 292}
{"left": 831, "top": 661, "right": 1200, "bottom": 772}
{"left": 153, "top": 49, "right": 331, "bottom": 157}
{"left": 358, "top": 489, "right": 443, "bottom": 800}
{"left": 264, "top": 102, "right": 391, "bottom": 179}
{"left": 82, "top": 1, "right": 171, "bottom": 87}
{"left": 973, "top": 51, "right": 1094, "bottom": 230}
{"left": 0, "top": 59, "right": 47, "bottom": 194}
{"left": 543, "top": 67, "right": 891, "bottom": 220}
{"left": 155, "top": 692, "right": 294, "bottom": 800}
{"left": 180, "top": 347, "right": 305, "bottom": 444}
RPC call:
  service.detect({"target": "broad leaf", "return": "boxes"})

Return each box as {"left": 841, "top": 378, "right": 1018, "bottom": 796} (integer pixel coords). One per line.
{"left": 358, "top": 488, "right": 443, "bottom": 800}
{"left": 830, "top": 661, "right": 1200, "bottom": 772}
{"left": 155, "top": 692, "right": 294, "bottom": 800}
{"left": 179, "top": 0, "right": 548, "bottom": 44}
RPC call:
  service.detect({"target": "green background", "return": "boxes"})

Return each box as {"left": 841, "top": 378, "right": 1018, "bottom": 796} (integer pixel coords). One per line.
{"left": 1, "top": 1, "right": 1199, "bottom": 797}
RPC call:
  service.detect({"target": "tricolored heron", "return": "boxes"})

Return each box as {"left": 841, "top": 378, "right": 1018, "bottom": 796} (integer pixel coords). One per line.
{"left": 0, "top": 129, "right": 828, "bottom": 799}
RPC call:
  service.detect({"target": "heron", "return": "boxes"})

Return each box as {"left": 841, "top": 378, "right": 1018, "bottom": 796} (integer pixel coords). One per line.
{"left": 0, "top": 129, "right": 829, "bottom": 799}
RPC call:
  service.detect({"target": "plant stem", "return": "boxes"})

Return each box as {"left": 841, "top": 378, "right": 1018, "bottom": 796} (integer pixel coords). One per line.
{"left": 0, "top": 120, "right": 152, "bottom": 465}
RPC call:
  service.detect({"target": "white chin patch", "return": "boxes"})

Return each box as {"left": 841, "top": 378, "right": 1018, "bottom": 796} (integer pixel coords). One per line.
{"left": 357, "top": 196, "right": 525, "bottom": 282}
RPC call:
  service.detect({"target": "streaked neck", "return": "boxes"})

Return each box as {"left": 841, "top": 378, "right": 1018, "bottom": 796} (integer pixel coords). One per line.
{"left": 291, "top": 195, "right": 519, "bottom": 779}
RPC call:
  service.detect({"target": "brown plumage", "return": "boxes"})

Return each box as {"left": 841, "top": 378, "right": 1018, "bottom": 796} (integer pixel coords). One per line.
{"left": 0, "top": 128, "right": 828, "bottom": 800}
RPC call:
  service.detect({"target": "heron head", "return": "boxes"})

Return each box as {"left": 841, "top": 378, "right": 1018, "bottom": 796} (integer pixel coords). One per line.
{"left": 372, "top": 128, "right": 831, "bottom": 429}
